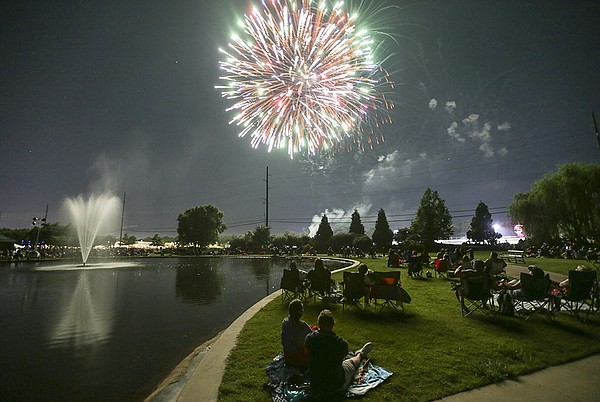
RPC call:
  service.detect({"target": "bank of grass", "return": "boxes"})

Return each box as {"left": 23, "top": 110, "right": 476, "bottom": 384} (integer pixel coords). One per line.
{"left": 218, "top": 256, "right": 600, "bottom": 401}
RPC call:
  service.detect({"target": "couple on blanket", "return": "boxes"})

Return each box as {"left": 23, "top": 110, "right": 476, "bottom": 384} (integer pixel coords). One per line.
{"left": 281, "top": 299, "right": 373, "bottom": 399}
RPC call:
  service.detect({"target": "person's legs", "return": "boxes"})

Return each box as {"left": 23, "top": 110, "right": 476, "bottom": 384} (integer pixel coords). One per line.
{"left": 341, "top": 342, "right": 373, "bottom": 389}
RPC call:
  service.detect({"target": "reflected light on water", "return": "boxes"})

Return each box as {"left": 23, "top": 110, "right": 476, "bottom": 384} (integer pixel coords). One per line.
{"left": 50, "top": 272, "right": 116, "bottom": 349}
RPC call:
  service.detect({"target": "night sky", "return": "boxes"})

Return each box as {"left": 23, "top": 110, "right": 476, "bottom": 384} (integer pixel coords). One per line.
{"left": 2, "top": 0, "right": 599, "bottom": 239}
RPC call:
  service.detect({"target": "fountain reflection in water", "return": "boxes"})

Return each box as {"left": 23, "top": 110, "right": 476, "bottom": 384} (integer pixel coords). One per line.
{"left": 65, "top": 193, "right": 121, "bottom": 265}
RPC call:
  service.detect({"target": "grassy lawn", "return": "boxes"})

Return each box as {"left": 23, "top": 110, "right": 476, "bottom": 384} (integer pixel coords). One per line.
{"left": 218, "top": 255, "right": 600, "bottom": 401}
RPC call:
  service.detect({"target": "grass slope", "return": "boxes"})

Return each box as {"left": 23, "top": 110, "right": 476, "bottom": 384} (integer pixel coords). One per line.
{"left": 218, "top": 256, "right": 600, "bottom": 401}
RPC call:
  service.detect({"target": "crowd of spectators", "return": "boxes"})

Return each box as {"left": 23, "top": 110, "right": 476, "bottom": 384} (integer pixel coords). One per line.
{"left": 524, "top": 242, "right": 599, "bottom": 262}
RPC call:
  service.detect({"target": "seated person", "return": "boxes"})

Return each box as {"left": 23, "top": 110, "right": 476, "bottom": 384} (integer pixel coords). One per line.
{"left": 434, "top": 253, "right": 451, "bottom": 273}
{"left": 281, "top": 299, "right": 314, "bottom": 369}
{"left": 453, "top": 255, "right": 473, "bottom": 277}
{"left": 552, "top": 264, "right": 594, "bottom": 295}
{"left": 407, "top": 250, "right": 422, "bottom": 277}
{"left": 308, "top": 258, "right": 332, "bottom": 294}
{"left": 305, "top": 310, "right": 373, "bottom": 398}
{"left": 387, "top": 250, "right": 400, "bottom": 267}
{"left": 357, "top": 263, "right": 376, "bottom": 305}
{"left": 288, "top": 261, "right": 306, "bottom": 290}
{"left": 484, "top": 251, "right": 507, "bottom": 276}
{"left": 455, "top": 258, "right": 503, "bottom": 291}
{"left": 503, "top": 265, "right": 551, "bottom": 293}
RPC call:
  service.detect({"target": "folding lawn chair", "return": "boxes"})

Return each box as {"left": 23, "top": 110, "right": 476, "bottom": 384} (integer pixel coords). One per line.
{"left": 455, "top": 273, "right": 493, "bottom": 317}
{"left": 434, "top": 258, "right": 450, "bottom": 278}
{"left": 307, "top": 267, "right": 333, "bottom": 301}
{"left": 342, "top": 271, "right": 366, "bottom": 311}
{"left": 280, "top": 268, "right": 306, "bottom": 303}
{"left": 512, "top": 272, "right": 554, "bottom": 320}
{"left": 369, "top": 271, "right": 405, "bottom": 312}
{"left": 559, "top": 270, "right": 597, "bottom": 322}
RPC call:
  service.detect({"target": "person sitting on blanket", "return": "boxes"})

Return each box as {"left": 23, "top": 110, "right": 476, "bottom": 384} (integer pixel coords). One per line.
{"left": 281, "top": 299, "right": 314, "bottom": 369}
{"left": 305, "top": 309, "right": 373, "bottom": 399}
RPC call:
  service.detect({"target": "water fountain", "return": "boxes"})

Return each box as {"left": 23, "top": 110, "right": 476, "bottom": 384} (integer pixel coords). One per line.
{"left": 65, "top": 193, "right": 121, "bottom": 266}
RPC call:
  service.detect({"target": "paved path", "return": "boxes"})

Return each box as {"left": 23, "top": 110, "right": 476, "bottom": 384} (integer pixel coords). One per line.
{"left": 147, "top": 261, "right": 600, "bottom": 402}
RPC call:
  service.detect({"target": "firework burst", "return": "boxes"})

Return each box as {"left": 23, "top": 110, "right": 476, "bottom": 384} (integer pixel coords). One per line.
{"left": 216, "top": 0, "right": 395, "bottom": 158}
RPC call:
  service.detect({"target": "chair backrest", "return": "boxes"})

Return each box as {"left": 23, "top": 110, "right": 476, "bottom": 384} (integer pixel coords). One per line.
{"left": 566, "top": 270, "right": 597, "bottom": 301}
{"left": 281, "top": 269, "right": 301, "bottom": 290}
{"left": 460, "top": 273, "right": 491, "bottom": 301}
{"left": 488, "top": 260, "right": 506, "bottom": 276}
{"left": 370, "top": 271, "right": 402, "bottom": 300}
{"left": 371, "top": 271, "right": 401, "bottom": 287}
{"left": 519, "top": 272, "right": 550, "bottom": 301}
{"left": 435, "top": 259, "right": 449, "bottom": 273}
{"left": 343, "top": 271, "right": 365, "bottom": 301}
{"left": 308, "top": 268, "right": 331, "bottom": 293}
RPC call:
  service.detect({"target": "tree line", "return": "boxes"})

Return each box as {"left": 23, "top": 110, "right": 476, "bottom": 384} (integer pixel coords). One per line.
{"left": 2, "top": 162, "right": 597, "bottom": 253}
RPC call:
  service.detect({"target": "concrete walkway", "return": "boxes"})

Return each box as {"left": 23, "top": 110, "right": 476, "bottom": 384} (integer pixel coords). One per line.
{"left": 147, "top": 261, "right": 600, "bottom": 402}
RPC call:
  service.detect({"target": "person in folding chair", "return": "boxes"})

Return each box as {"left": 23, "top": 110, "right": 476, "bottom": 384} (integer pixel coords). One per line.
{"left": 552, "top": 265, "right": 596, "bottom": 319}
{"left": 453, "top": 259, "right": 501, "bottom": 316}
{"left": 484, "top": 251, "right": 507, "bottom": 277}
{"left": 280, "top": 262, "right": 307, "bottom": 303}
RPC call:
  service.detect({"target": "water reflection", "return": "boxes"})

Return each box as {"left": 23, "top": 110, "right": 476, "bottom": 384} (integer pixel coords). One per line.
{"left": 0, "top": 257, "right": 316, "bottom": 401}
{"left": 248, "top": 258, "right": 272, "bottom": 295}
{"left": 175, "top": 260, "right": 223, "bottom": 305}
{"left": 50, "top": 271, "right": 117, "bottom": 348}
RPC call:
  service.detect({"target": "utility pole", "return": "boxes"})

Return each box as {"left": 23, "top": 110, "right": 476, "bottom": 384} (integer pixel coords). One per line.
{"left": 264, "top": 166, "right": 270, "bottom": 227}
{"left": 119, "top": 192, "right": 126, "bottom": 247}
{"left": 593, "top": 112, "right": 600, "bottom": 151}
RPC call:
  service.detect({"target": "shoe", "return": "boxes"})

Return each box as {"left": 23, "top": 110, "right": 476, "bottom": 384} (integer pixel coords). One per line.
{"left": 356, "top": 342, "right": 374, "bottom": 358}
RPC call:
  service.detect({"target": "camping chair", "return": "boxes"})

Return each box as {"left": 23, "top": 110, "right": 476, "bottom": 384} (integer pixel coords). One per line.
{"left": 559, "top": 270, "right": 597, "bottom": 322}
{"left": 487, "top": 259, "right": 507, "bottom": 277}
{"left": 307, "top": 268, "right": 333, "bottom": 301}
{"left": 342, "top": 271, "right": 366, "bottom": 311}
{"left": 434, "top": 259, "right": 450, "bottom": 278}
{"left": 455, "top": 273, "right": 493, "bottom": 317}
{"left": 280, "top": 269, "right": 306, "bottom": 303}
{"left": 512, "top": 272, "right": 554, "bottom": 320}
{"left": 408, "top": 256, "right": 422, "bottom": 277}
{"left": 369, "top": 271, "right": 405, "bottom": 312}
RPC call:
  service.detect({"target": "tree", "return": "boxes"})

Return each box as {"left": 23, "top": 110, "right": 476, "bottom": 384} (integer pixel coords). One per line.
{"left": 150, "top": 233, "right": 164, "bottom": 247}
{"left": 313, "top": 215, "right": 334, "bottom": 252}
{"left": 410, "top": 188, "right": 453, "bottom": 248}
{"left": 177, "top": 205, "right": 226, "bottom": 248}
{"left": 393, "top": 227, "right": 410, "bottom": 244}
{"left": 121, "top": 233, "right": 137, "bottom": 245}
{"left": 467, "top": 201, "right": 501, "bottom": 244}
{"left": 330, "top": 233, "right": 356, "bottom": 253}
{"left": 248, "top": 225, "right": 272, "bottom": 253}
{"left": 349, "top": 209, "right": 365, "bottom": 235}
{"left": 509, "top": 162, "right": 600, "bottom": 245}
{"left": 372, "top": 208, "right": 393, "bottom": 252}
{"left": 353, "top": 234, "right": 373, "bottom": 254}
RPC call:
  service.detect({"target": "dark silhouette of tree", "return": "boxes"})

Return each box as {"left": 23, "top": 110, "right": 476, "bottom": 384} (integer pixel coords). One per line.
{"left": 372, "top": 208, "right": 393, "bottom": 252}
{"left": 349, "top": 209, "right": 365, "bottom": 235}
{"left": 330, "top": 233, "right": 355, "bottom": 253}
{"left": 121, "top": 233, "right": 137, "bottom": 245}
{"left": 467, "top": 201, "right": 500, "bottom": 244}
{"left": 248, "top": 225, "right": 272, "bottom": 253}
{"left": 177, "top": 205, "right": 226, "bottom": 248}
{"left": 149, "top": 233, "right": 164, "bottom": 247}
{"left": 509, "top": 162, "right": 600, "bottom": 245}
{"left": 410, "top": 188, "right": 453, "bottom": 248}
{"left": 353, "top": 234, "right": 373, "bottom": 254}
{"left": 313, "top": 214, "right": 334, "bottom": 252}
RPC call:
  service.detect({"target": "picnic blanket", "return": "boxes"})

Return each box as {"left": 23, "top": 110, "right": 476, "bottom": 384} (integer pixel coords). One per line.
{"left": 266, "top": 353, "right": 393, "bottom": 401}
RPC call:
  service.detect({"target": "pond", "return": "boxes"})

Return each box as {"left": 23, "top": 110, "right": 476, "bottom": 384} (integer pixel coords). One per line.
{"left": 0, "top": 256, "right": 343, "bottom": 401}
